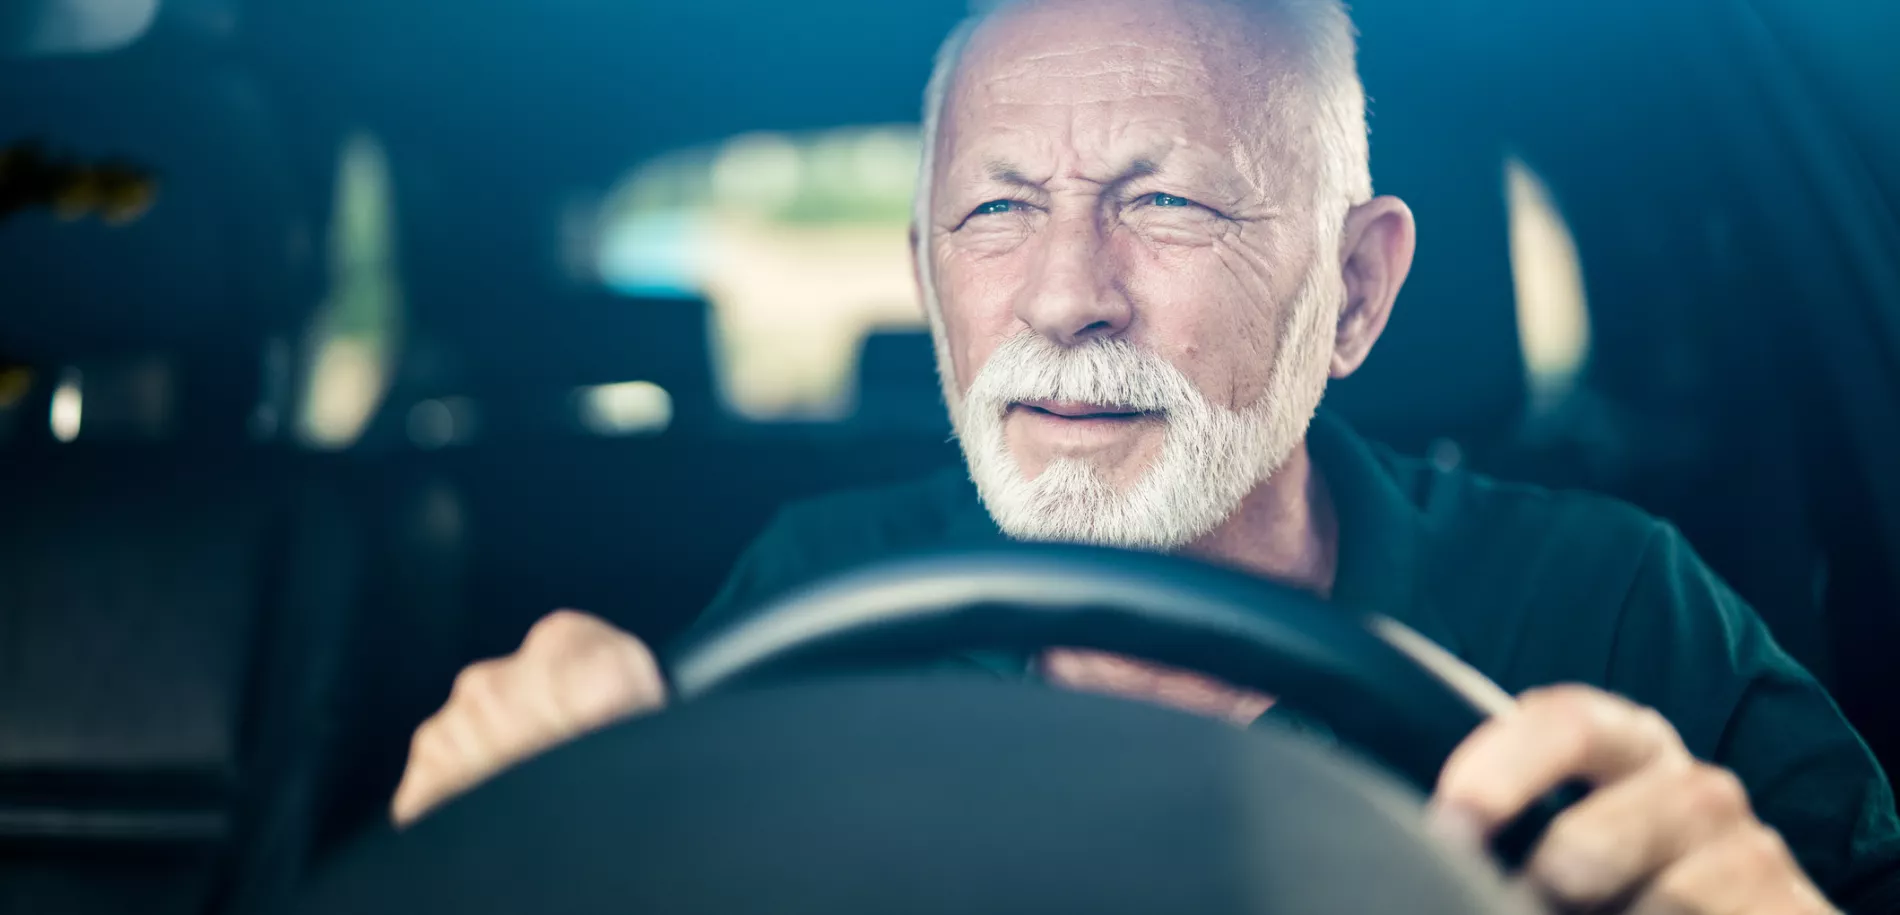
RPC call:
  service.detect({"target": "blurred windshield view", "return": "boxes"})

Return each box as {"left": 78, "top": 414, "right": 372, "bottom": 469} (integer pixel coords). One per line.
{"left": 3, "top": 0, "right": 1899, "bottom": 912}
{"left": 595, "top": 125, "right": 925, "bottom": 420}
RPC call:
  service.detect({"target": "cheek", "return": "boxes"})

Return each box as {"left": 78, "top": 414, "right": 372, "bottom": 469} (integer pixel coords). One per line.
{"left": 1119, "top": 241, "right": 1284, "bottom": 405}
{"left": 935, "top": 248, "right": 1029, "bottom": 391}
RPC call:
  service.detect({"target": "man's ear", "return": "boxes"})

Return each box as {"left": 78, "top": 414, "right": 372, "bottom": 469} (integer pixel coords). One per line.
{"left": 1330, "top": 195, "right": 1416, "bottom": 379}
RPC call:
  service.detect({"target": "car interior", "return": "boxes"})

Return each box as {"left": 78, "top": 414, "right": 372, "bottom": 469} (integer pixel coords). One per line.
{"left": 2, "top": 0, "right": 1898, "bottom": 911}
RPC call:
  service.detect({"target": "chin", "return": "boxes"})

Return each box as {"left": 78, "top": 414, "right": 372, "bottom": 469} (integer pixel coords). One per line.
{"left": 1008, "top": 449, "right": 1153, "bottom": 496}
{"left": 970, "top": 457, "right": 1231, "bottom": 551}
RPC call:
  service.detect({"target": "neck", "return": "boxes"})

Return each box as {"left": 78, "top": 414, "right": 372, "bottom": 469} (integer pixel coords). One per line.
{"left": 1180, "top": 441, "right": 1339, "bottom": 598}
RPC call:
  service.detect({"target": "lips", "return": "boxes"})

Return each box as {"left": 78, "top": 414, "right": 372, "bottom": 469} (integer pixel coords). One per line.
{"left": 1015, "top": 399, "right": 1153, "bottom": 420}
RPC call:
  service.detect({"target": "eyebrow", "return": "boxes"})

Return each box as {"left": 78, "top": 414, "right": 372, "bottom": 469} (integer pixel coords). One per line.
{"left": 983, "top": 161, "right": 1039, "bottom": 189}
{"left": 981, "top": 157, "right": 1162, "bottom": 196}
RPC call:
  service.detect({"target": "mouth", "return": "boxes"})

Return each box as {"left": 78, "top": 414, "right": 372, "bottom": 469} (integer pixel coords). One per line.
{"left": 1012, "top": 399, "right": 1158, "bottom": 422}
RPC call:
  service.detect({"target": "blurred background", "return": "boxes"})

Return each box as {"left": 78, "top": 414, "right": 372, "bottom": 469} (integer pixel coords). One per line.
{"left": 2, "top": 0, "right": 1899, "bottom": 912}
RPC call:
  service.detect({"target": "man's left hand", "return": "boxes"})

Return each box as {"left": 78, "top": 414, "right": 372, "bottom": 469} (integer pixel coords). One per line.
{"left": 1041, "top": 654, "right": 1836, "bottom": 913}
{"left": 1434, "top": 683, "right": 1837, "bottom": 914}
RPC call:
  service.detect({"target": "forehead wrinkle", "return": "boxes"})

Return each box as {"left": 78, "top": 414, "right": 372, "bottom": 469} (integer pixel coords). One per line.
{"left": 969, "top": 16, "right": 1221, "bottom": 104}
{"left": 994, "top": 30, "right": 1213, "bottom": 80}
{"left": 965, "top": 0, "right": 1302, "bottom": 104}
{"left": 1102, "top": 116, "right": 1262, "bottom": 201}
{"left": 983, "top": 68, "right": 1215, "bottom": 108}
{"left": 988, "top": 154, "right": 1154, "bottom": 182}
{"left": 1004, "top": 40, "right": 1183, "bottom": 70}
{"left": 938, "top": 0, "right": 1323, "bottom": 220}
{"left": 951, "top": 105, "right": 1255, "bottom": 208}
{"left": 1224, "top": 83, "right": 1313, "bottom": 205}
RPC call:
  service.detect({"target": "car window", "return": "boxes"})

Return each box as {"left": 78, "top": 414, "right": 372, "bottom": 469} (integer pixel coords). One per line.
{"left": 593, "top": 125, "right": 924, "bottom": 421}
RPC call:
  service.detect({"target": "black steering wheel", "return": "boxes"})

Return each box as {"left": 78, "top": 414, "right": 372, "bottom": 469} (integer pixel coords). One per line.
{"left": 302, "top": 546, "right": 1559, "bottom": 915}
{"left": 670, "top": 545, "right": 1516, "bottom": 790}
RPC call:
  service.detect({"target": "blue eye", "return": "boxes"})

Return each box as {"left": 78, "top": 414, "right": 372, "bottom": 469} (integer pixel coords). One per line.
{"left": 1149, "top": 193, "right": 1194, "bottom": 208}
{"left": 973, "top": 200, "right": 1016, "bottom": 215}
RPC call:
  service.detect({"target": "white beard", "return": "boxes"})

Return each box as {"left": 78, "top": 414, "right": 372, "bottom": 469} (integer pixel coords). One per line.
{"left": 950, "top": 266, "right": 1339, "bottom": 550}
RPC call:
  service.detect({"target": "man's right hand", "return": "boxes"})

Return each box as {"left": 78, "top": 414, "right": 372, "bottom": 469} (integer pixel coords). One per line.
{"left": 390, "top": 610, "right": 667, "bottom": 827}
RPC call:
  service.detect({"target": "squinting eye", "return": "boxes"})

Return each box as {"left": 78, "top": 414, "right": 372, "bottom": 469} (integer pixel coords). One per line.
{"left": 972, "top": 199, "right": 1017, "bottom": 216}
{"left": 1148, "top": 193, "right": 1195, "bottom": 208}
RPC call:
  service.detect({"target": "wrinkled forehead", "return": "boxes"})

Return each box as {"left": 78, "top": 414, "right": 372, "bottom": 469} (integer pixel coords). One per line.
{"left": 964, "top": 1, "right": 1232, "bottom": 105}
{"left": 937, "top": 0, "right": 1312, "bottom": 198}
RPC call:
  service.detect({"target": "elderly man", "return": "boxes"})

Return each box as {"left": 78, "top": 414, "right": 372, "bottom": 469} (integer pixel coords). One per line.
{"left": 391, "top": 0, "right": 1900, "bottom": 911}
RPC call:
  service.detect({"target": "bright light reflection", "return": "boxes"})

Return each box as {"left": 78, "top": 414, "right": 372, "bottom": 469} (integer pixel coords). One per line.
{"left": 296, "top": 131, "right": 403, "bottom": 450}
{"left": 577, "top": 381, "right": 672, "bottom": 436}
{"left": 301, "top": 338, "right": 381, "bottom": 448}
{"left": 49, "top": 369, "right": 82, "bottom": 442}
{"left": 1506, "top": 155, "right": 1592, "bottom": 412}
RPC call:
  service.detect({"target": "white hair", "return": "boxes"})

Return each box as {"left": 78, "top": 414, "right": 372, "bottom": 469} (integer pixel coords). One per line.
{"left": 912, "top": 0, "right": 1372, "bottom": 418}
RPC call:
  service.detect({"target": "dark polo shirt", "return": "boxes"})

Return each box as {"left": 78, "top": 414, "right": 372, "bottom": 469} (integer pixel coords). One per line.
{"left": 690, "top": 411, "right": 1900, "bottom": 912}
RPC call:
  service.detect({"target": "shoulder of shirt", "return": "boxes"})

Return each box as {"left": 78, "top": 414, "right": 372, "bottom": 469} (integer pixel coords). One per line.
{"left": 1364, "top": 441, "right": 1683, "bottom": 681}
{"left": 1367, "top": 439, "right": 1662, "bottom": 546}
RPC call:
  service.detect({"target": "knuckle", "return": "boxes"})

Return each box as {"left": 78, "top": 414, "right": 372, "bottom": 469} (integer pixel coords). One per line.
{"left": 563, "top": 650, "right": 623, "bottom": 699}
{"left": 407, "top": 719, "right": 439, "bottom": 759}
{"left": 1515, "top": 687, "right": 1685, "bottom": 770}
{"left": 557, "top": 642, "right": 665, "bottom": 722}
{"left": 531, "top": 607, "right": 588, "bottom": 634}
{"left": 576, "top": 642, "right": 654, "bottom": 699}
{"left": 1518, "top": 686, "right": 1605, "bottom": 744}
{"left": 1735, "top": 825, "right": 1790, "bottom": 870}
{"left": 1684, "top": 765, "right": 1750, "bottom": 819}
{"left": 1554, "top": 718, "right": 1599, "bottom": 766}
{"left": 1435, "top": 718, "right": 1509, "bottom": 796}
{"left": 1523, "top": 684, "right": 1600, "bottom": 717}
{"left": 1647, "top": 827, "right": 1800, "bottom": 911}
{"left": 524, "top": 609, "right": 602, "bottom": 651}
{"left": 450, "top": 659, "right": 500, "bottom": 700}
{"left": 1631, "top": 706, "right": 1686, "bottom": 754}
{"left": 1517, "top": 704, "right": 1599, "bottom": 773}
{"left": 1648, "top": 860, "right": 1707, "bottom": 907}
{"left": 1534, "top": 819, "right": 1622, "bottom": 897}
{"left": 405, "top": 720, "right": 461, "bottom": 777}
{"left": 620, "top": 637, "right": 663, "bottom": 685}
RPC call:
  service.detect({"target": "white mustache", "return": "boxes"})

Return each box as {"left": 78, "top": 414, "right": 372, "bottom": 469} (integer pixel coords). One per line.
{"left": 963, "top": 334, "right": 1205, "bottom": 417}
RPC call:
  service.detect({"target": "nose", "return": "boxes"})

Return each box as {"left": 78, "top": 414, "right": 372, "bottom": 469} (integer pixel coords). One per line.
{"left": 1012, "top": 211, "right": 1133, "bottom": 345}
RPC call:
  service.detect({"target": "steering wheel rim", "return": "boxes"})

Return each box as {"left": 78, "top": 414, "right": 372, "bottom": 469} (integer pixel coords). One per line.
{"left": 299, "top": 545, "right": 1568, "bottom": 914}
{"left": 668, "top": 544, "right": 1587, "bottom": 868}
{"left": 669, "top": 544, "right": 1513, "bottom": 795}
